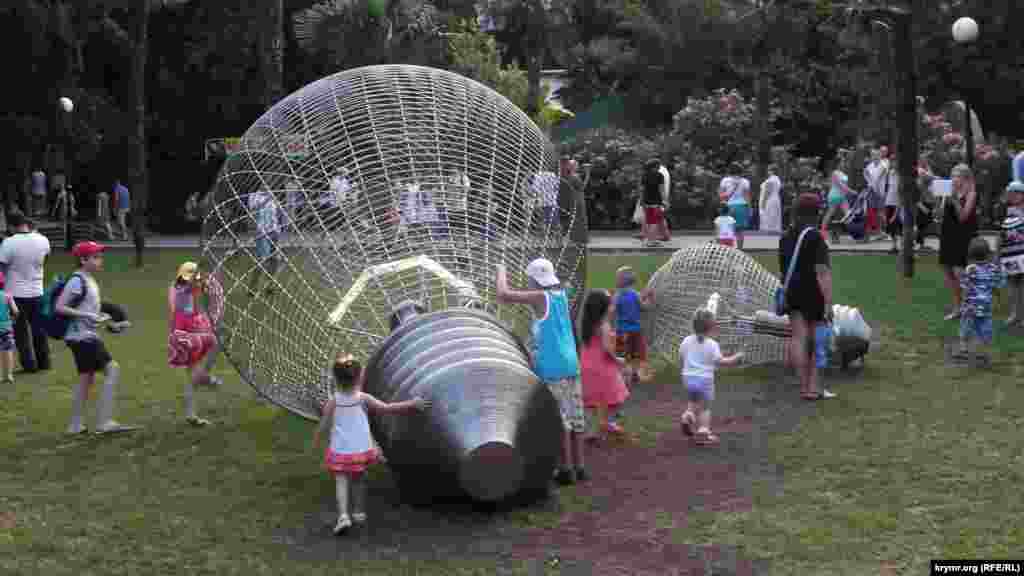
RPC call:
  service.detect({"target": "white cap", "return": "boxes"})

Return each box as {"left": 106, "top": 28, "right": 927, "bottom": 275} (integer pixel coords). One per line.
{"left": 525, "top": 258, "right": 560, "bottom": 288}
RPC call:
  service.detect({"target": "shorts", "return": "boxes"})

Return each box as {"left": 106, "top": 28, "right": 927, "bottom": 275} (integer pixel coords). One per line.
{"left": 615, "top": 332, "right": 647, "bottom": 362}
{"left": 827, "top": 192, "right": 846, "bottom": 208}
{"left": 545, "top": 377, "right": 584, "bottom": 433}
{"left": 959, "top": 315, "right": 993, "bottom": 344}
{"left": 644, "top": 206, "right": 663, "bottom": 226}
{"left": 717, "top": 238, "right": 735, "bottom": 247}
{"left": 255, "top": 235, "right": 277, "bottom": 261}
{"left": 684, "top": 375, "right": 714, "bottom": 403}
{"left": 0, "top": 329, "right": 13, "bottom": 352}
{"left": 66, "top": 338, "right": 113, "bottom": 374}
{"left": 539, "top": 206, "right": 559, "bottom": 226}
{"left": 727, "top": 204, "right": 750, "bottom": 231}
{"left": 814, "top": 323, "right": 832, "bottom": 369}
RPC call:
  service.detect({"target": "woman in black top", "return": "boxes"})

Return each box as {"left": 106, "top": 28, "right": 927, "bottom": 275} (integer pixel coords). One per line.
{"left": 778, "top": 193, "right": 834, "bottom": 400}
{"left": 939, "top": 163, "right": 979, "bottom": 320}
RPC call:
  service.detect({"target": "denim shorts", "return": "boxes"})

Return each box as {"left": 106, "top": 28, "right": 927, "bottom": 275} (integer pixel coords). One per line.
{"left": 959, "top": 315, "right": 993, "bottom": 344}
{"left": 0, "top": 329, "right": 13, "bottom": 352}
{"left": 684, "top": 375, "right": 714, "bottom": 403}
{"left": 815, "top": 323, "right": 832, "bottom": 369}
{"left": 255, "top": 235, "right": 276, "bottom": 261}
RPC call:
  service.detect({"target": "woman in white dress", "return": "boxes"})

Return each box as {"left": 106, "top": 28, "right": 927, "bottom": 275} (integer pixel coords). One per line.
{"left": 759, "top": 165, "right": 782, "bottom": 233}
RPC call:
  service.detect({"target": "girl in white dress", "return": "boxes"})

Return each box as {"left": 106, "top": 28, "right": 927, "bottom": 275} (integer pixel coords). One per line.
{"left": 312, "top": 354, "right": 430, "bottom": 535}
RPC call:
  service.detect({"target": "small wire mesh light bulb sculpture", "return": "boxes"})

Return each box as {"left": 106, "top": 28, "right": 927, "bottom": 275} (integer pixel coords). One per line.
{"left": 644, "top": 242, "right": 872, "bottom": 369}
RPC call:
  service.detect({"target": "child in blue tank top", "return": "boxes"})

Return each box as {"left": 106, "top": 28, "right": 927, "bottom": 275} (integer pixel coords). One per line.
{"left": 496, "top": 259, "right": 586, "bottom": 486}
{"left": 0, "top": 272, "right": 18, "bottom": 384}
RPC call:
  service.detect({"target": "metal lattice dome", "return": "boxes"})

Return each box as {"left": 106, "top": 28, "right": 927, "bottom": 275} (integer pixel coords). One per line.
{"left": 200, "top": 65, "right": 587, "bottom": 420}
{"left": 646, "top": 242, "right": 786, "bottom": 366}
{"left": 645, "top": 242, "right": 873, "bottom": 369}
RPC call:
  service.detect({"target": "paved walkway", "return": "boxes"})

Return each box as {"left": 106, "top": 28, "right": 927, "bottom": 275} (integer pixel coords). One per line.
{"left": 94, "top": 230, "right": 999, "bottom": 254}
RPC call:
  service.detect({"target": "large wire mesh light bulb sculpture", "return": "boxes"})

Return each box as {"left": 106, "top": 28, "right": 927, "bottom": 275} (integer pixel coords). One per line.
{"left": 200, "top": 65, "right": 587, "bottom": 502}
{"left": 645, "top": 243, "right": 872, "bottom": 369}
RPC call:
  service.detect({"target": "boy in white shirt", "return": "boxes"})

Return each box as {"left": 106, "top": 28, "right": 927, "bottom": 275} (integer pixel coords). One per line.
{"left": 678, "top": 308, "right": 744, "bottom": 446}
{"left": 714, "top": 206, "right": 737, "bottom": 248}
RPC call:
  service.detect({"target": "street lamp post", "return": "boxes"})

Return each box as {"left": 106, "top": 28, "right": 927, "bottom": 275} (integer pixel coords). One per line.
{"left": 953, "top": 16, "right": 979, "bottom": 168}
{"left": 58, "top": 97, "right": 74, "bottom": 251}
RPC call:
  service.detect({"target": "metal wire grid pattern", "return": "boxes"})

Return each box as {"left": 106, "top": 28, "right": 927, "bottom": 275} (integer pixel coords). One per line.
{"left": 645, "top": 242, "right": 787, "bottom": 367}
{"left": 200, "top": 65, "right": 586, "bottom": 421}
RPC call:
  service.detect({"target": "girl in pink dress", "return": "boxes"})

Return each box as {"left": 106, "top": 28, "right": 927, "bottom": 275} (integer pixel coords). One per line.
{"left": 167, "top": 262, "right": 224, "bottom": 427}
{"left": 579, "top": 289, "right": 630, "bottom": 441}
{"left": 312, "top": 354, "right": 430, "bottom": 535}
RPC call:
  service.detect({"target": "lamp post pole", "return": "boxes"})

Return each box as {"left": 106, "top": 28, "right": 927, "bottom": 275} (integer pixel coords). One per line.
{"left": 953, "top": 17, "right": 979, "bottom": 168}
{"left": 58, "top": 97, "right": 74, "bottom": 251}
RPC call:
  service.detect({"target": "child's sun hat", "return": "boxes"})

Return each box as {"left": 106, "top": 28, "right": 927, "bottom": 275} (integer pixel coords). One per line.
{"left": 176, "top": 261, "right": 202, "bottom": 283}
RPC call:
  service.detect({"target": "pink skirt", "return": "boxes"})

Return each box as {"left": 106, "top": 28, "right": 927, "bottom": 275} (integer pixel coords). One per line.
{"left": 324, "top": 448, "right": 380, "bottom": 475}
{"left": 168, "top": 322, "right": 216, "bottom": 368}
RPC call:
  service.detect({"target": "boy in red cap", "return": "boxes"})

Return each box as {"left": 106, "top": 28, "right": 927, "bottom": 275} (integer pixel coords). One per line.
{"left": 0, "top": 271, "right": 19, "bottom": 383}
{"left": 57, "top": 241, "right": 138, "bottom": 435}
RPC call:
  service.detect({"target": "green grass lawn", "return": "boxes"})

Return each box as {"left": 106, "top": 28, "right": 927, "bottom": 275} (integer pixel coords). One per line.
{"left": 1, "top": 248, "right": 1022, "bottom": 575}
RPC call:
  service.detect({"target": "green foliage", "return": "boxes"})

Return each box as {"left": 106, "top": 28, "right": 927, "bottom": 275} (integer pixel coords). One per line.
{"left": 446, "top": 18, "right": 565, "bottom": 129}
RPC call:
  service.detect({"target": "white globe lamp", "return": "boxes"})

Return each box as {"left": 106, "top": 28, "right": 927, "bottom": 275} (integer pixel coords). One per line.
{"left": 58, "top": 97, "right": 74, "bottom": 113}
{"left": 952, "top": 17, "right": 978, "bottom": 44}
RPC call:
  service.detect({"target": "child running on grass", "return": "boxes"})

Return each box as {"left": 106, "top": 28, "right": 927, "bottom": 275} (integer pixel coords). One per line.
{"left": 612, "top": 266, "right": 654, "bottom": 385}
{"left": 579, "top": 289, "right": 630, "bottom": 441}
{"left": 679, "top": 308, "right": 744, "bottom": 446}
{"left": 60, "top": 241, "right": 139, "bottom": 436}
{"left": 167, "top": 262, "right": 224, "bottom": 427}
{"left": 313, "top": 353, "right": 429, "bottom": 535}
{"left": 957, "top": 237, "right": 1006, "bottom": 365}
{"left": 0, "top": 272, "right": 18, "bottom": 384}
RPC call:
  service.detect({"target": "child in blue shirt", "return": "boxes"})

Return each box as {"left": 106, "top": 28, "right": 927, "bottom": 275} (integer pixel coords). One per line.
{"left": 612, "top": 266, "right": 654, "bottom": 386}
{"left": 957, "top": 237, "right": 1006, "bottom": 365}
{"left": 496, "top": 258, "right": 585, "bottom": 485}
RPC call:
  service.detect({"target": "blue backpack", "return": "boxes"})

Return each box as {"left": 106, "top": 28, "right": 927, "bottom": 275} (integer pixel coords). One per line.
{"left": 40, "top": 273, "right": 88, "bottom": 340}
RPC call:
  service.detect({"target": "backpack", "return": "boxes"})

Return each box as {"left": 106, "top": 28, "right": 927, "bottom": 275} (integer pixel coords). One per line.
{"left": 40, "top": 273, "right": 88, "bottom": 340}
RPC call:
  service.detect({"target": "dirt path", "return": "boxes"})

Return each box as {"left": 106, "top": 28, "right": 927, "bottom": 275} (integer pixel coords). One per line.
{"left": 279, "top": 365, "right": 855, "bottom": 574}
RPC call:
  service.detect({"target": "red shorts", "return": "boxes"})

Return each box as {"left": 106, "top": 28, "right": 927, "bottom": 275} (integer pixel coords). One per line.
{"left": 615, "top": 332, "right": 647, "bottom": 362}
{"left": 644, "top": 206, "right": 663, "bottom": 226}
{"left": 717, "top": 238, "right": 735, "bottom": 247}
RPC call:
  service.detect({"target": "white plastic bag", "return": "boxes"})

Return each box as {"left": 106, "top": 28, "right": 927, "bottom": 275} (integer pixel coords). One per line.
{"left": 633, "top": 199, "right": 645, "bottom": 225}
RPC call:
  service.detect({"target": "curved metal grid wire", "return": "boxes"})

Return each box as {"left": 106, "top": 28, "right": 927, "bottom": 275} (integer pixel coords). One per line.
{"left": 200, "top": 65, "right": 587, "bottom": 421}
{"left": 645, "top": 242, "right": 787, "bottom": 367}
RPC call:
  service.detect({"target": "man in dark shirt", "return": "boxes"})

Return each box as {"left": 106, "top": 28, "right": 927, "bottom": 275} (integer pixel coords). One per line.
{"left": 779, "top": 193, "right": 834, "bottom": 400}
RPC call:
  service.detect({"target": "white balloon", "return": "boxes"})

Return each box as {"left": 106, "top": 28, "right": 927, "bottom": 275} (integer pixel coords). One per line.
{"left": 952, "top": 17, "right": 978, "bottom": 44}
{"left": 58, "top": 97, "right": 74, "bottom": 112}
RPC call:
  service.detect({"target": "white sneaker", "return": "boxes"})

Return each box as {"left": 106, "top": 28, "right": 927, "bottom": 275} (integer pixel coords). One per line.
{"left": 351, "top": 512, "right": 367, "bottom": 524}
{"left": 944, "top": 308, "right": 961, "bottom": 321}
{"left": 333, "top": 514, "right": 352, "bottom": 535}
{"left": 821, "top": 389, "right": 837, "bottom": 399}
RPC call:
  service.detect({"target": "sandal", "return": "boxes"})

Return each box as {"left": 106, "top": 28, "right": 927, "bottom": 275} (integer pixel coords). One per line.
{"left": 186, "top": 416, "right": 211, "bottom": 427}
{"left": 694, "top": 431, "right": 719, "bottom": 446}
{"left": 680, "top": 412, "right": 696, "bottom": 437}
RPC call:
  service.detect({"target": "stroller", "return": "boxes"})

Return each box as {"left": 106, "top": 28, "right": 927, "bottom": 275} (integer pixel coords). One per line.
{"left": 837, "top": 188, "right": 870, "bottom": 241}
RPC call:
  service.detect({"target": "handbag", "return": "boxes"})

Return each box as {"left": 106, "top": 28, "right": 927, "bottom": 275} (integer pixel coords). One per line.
{"left": 775, "top": 227, "right": 813, "bottom": 315}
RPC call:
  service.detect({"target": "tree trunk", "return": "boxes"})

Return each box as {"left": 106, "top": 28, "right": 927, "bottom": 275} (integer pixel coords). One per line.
{"left": 133, "top": 0, "right": 149, "bottom": 267}
{"left": 525, "top": 0, "right": 542, "bottom": 120}
{"left": 265, "top": 0, "right": 285, "bottom": 110}
{"left": 895, "top": 7, "right": 917, "bottom": 279}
